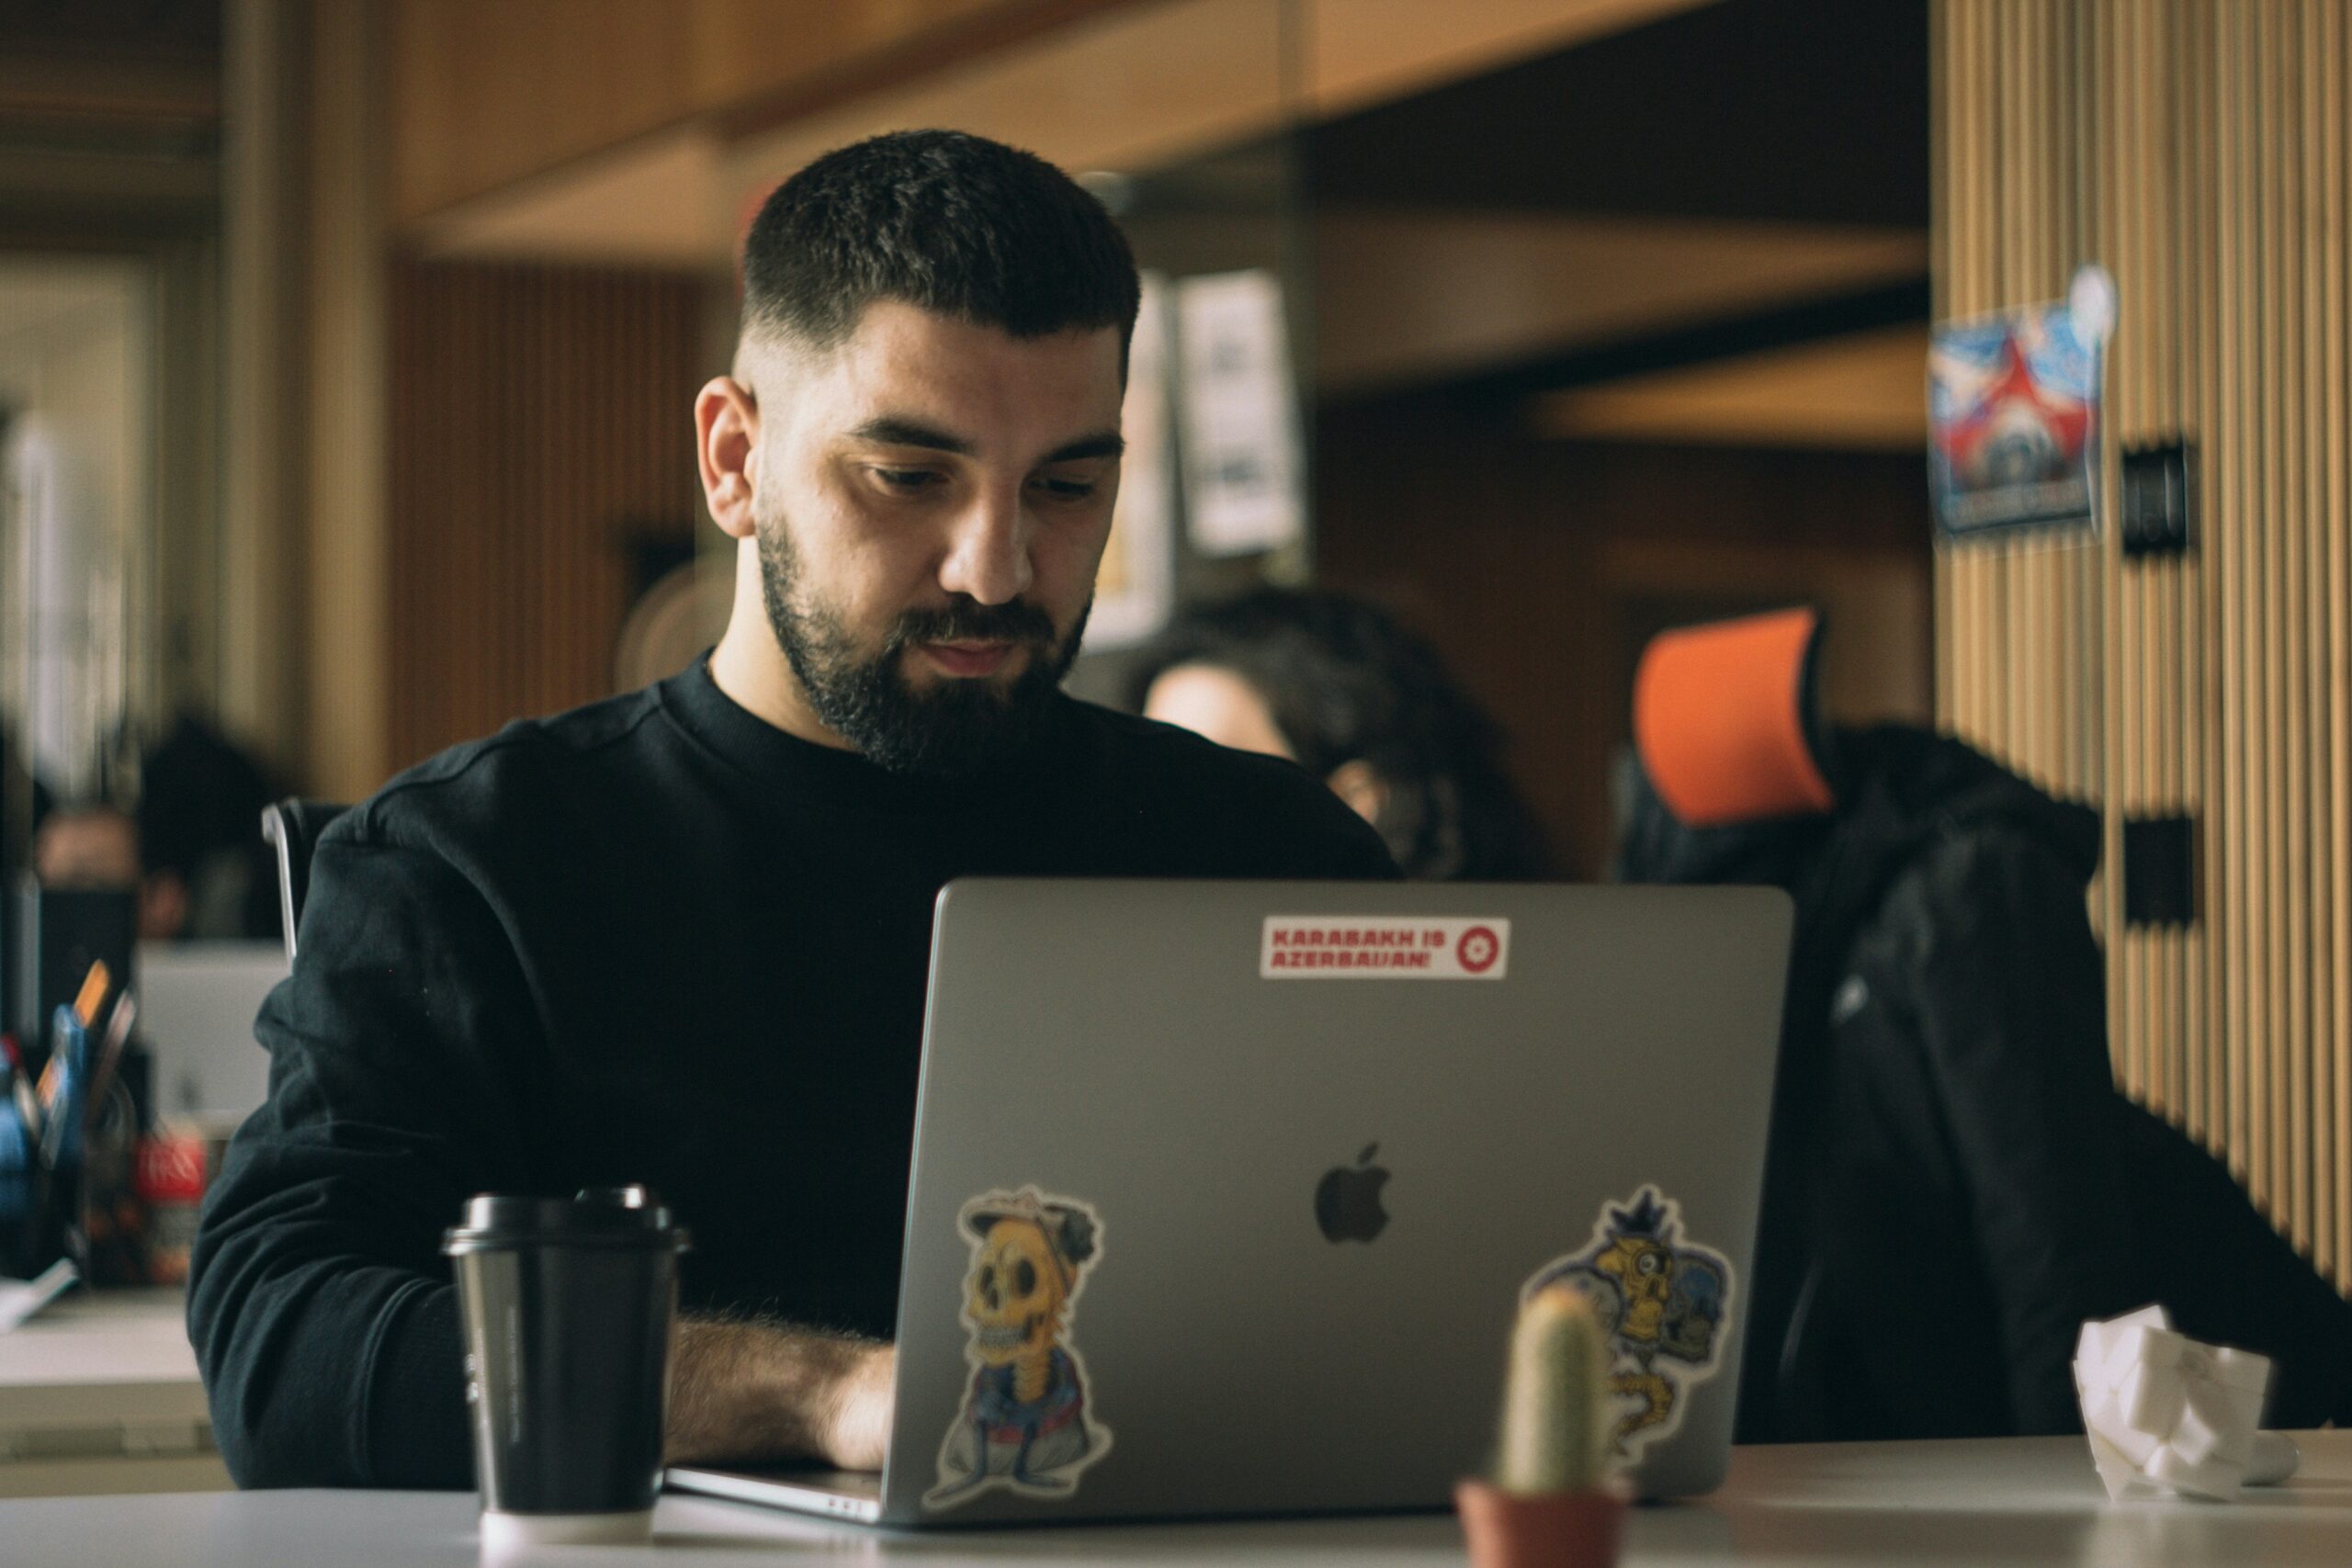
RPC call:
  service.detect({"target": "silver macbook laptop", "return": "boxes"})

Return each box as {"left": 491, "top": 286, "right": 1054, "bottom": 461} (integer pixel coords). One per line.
{"left": 667, "top": 878, "right": 1790, "bottom": 1527}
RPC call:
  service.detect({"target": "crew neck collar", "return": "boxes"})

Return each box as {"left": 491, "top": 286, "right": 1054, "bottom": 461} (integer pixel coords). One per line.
{"left": 658, "top": 655, "right": 1082, "bottom": 815}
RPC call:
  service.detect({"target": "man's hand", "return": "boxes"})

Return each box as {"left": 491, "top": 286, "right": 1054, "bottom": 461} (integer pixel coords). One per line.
{"left": 666, "top": 1316, "right": 897, "bottom": 1471}
{"left": 818, "top": 1340, "right": 895, "bottom": 1471}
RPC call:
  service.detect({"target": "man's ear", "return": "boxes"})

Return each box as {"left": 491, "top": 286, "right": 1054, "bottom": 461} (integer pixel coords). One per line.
{"left": 1326, "top": 760, "right": 1390, "bottom": 829}
{"left": 696, "top": 376, "right": 761, "bottom": 540}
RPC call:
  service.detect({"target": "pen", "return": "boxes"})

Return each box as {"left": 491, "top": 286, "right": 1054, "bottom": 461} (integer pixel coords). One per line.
{"left": 85, "top": 992, "right": 137, "bottom": 1125}
{"left": 32, "top": 1047, "right": 61, "bottom": 1118}
{"left": 72, "top": 960, "right": 111, "bottom": 1028}
{"left": 36, "top": 1006, "right": 83, "bottom": 1171}
{"left": 35, "top": 1058, "right": 73, "bottom": 1170}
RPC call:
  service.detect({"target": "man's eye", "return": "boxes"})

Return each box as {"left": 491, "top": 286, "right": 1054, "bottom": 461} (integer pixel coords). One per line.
{"left": 1033, "top": 475, "right": 1097, "bottom": 500}
{"left": 873, "top": 468, "right": 941, "bottom": 491}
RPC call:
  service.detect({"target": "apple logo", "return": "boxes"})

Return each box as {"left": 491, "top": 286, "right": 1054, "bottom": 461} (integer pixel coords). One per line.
{"left": 1316, "top": 1143, "right": 1392, "bottom": 1243}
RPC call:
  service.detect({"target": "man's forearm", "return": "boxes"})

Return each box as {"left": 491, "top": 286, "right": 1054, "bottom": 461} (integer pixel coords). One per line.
{"left": 666, "top": 1316, "right": 895, "bottom": 1469}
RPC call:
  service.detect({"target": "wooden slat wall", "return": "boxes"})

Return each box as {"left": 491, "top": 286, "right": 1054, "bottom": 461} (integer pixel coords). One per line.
{"left": 388, "top": 262, "right": 709, "bottom": 772}
{"left": 1933, "top": 0, "right": 2351, "bottom": 1291}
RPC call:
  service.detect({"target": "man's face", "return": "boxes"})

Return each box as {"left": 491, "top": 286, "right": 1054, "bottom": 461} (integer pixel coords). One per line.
{"left": 745, "top": 302, "right": 1124, "bottom": 774}
{"left": 32, "top": 809, "right": 141, "bottom": 889}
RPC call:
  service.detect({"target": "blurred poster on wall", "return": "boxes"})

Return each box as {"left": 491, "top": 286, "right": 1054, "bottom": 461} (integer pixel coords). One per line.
{"left": 1174, "top": 268, "right": 1304, "bottom": 558}
{"left": 1089, "top": 275, "right": 1175, "bottom": 649}
{"left": 1928, "top": 266, "right": 2112, "bottom": 539}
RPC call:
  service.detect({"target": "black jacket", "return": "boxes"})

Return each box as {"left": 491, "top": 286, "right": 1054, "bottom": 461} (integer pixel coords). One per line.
{"left": 1622, "top": 725, "right": 2352, "bottom": 1441}
{"left": 188, "top": 663, "right": 1397, "bottom": 1488}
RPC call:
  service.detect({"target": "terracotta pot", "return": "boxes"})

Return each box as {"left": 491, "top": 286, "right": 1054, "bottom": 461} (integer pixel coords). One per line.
{"left": 1454, "top": 1479, "right": 1626, "bottom": 1568}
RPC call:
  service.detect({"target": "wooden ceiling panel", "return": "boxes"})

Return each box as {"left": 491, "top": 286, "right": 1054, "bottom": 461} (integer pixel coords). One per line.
{"left": 1306, "top": 0, "right": 1706, "bottom": 118}
{"left": 390, "top": 0, "right": 699, "bottom": 222}
{"left": 1314, "top": 211, "right": 1925, "bottom": 393}
{"left": 722, "top": 0, "right": 1288, "bottom": 223}
{"left": 390, "top": 0, "right": 1091, "bottom": 226}
{"left": 406, "top": 127, "right": 722, "bottom": 268}
{"left": 1526, "top": 323, "right": 1929, "bottom": 448}
{"left": 397, "top": 0, "right": 1738, "bottom": 266}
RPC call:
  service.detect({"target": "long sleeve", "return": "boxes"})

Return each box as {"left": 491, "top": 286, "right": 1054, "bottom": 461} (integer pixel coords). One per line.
{"left": 185, "top": 679, "right": 1401, "bottom": 1488}
{"left": 187, "top": 830, "right": 548, "bottom": 1488}
{"left": 1903, "top": 829, "right": 2143, "bottom": 1434}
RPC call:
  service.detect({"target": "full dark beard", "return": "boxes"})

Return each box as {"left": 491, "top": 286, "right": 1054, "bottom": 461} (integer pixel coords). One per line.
{"left": 756, "top": 517, "right": 1089, "bottom": 777}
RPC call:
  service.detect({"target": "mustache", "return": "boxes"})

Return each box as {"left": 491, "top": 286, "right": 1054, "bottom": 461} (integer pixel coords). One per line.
{"left": 889, "top": 600, "right": 1059, "bottom": 649}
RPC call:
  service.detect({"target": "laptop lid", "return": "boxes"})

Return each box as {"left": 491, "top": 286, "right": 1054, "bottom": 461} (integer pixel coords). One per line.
{"left": 868, "top": 878, "right": 1790, "bottom": 1527}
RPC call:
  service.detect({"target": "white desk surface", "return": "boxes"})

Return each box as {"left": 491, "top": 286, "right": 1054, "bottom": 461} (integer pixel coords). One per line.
{"left": 0, "top": 1288, "right": 226, "bottom": 1495}
{"left": 0, "top": 1430, "right": 2345, "bottom": 1568}
{"left": 0, "top": 1288, "right": 201, "bottom": 1389}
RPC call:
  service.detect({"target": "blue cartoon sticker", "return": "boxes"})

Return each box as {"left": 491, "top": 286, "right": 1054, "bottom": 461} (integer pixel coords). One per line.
{"left": 1525, "top": 1187, "right": 1735, "bottom": 1465}
{"left": 923, "top": 1188, "right": 1113, "bottom": 1510}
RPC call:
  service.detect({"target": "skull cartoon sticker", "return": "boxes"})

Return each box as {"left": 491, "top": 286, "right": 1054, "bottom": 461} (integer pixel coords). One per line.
{"left": 924, "top": 1188, "right": 1112, "bottom": 1510}
{"left": 1524, "top": 1187, "right": 1734, "bottom": 1466}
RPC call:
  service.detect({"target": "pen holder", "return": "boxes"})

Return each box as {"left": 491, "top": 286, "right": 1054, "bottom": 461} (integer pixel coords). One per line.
{"left": 0, "top": 1104, "right": 34, "bottom": 1276}
{"left": 80, "top": 1081, "right": 152, "bottom": 1287}
{"left": 0, "top": 1102, "right": 77, "bottom": 1282}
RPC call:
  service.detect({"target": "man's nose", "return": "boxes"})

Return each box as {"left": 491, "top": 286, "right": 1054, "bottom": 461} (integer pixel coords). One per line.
{"left": 935, "top": 486, "right": 1035, "bottom": 606}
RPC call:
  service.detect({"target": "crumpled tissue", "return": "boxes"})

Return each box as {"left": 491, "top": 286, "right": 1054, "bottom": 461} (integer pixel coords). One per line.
{"left": 2073, "top": 1303, "right": 2298, "bottom": 1502}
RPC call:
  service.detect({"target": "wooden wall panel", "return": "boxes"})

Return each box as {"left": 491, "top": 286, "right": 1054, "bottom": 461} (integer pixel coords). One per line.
{"left": 388, "top": 262, "right": 710, "bottom": 773}
{"left": 1933, "top": 0, "right": 2351, "bottom": 1290}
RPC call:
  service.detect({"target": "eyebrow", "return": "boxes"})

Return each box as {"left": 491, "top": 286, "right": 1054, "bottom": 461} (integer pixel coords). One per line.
{"left": 1044, "top": 431, "right": 1125, "bottom": 463}
{"left": 844, "top": 416, "right": 1125, "bottom": 465}
{"left": 845, "top": 416, "right": 974, "bottom": 456}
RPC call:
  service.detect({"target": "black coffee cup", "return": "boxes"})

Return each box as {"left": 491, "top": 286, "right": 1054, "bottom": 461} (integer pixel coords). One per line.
{"left": 444, "top": 1186, "right": 689, "bottom": 1547}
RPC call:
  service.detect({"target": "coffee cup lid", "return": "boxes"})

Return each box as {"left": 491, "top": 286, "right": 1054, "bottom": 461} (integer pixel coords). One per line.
{"left": 443, "top": 1185, "right": 691, "bottom": 1255}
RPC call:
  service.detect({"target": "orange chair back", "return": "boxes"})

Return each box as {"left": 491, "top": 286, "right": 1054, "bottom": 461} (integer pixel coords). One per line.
{"left": 1634, "top": 607, "right": 1834, "bottom": 827}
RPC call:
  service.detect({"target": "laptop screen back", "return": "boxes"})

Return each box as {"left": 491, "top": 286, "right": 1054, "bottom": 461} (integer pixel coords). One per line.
{"left": 881, "top": 879, "right": 1790, "bottom": 1526}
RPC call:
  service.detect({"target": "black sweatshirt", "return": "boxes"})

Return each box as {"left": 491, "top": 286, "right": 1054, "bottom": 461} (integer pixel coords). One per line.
{"left": 187, "top": 661, "right": 1396, "bottom": 1488}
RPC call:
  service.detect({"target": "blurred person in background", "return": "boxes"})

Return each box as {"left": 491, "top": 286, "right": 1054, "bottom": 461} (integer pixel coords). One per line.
{"left": 1, "top": 721, "right": 49, "bottom": 881}
{"left": 30, "top": 801, "right": 140, "bottom": 889}
{"left": 134, "top": 713, "right": 281, "bottom": 942}
{"left": 1128, "top": 588, "right": 1554, "bottom": 881}
{"left": 1618, "top": 612, "right": 2352, "bottom": 1445}
{"left": 31, "top": 802, "right": 181, "bottom": 940}
{"left": 26, "top": 713, "right": 281, "bottom": 944}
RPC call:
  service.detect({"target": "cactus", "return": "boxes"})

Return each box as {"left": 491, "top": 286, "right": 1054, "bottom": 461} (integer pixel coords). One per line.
{"left": 1494, "top": 1283, "right": 1610, "bottom": 1495}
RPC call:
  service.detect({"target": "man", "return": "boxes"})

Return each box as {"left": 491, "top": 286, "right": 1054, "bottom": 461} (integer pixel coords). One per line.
{"left": 136, "top": 712, "right": 283, "bottom": 942}
{"left": 189, "top": 131, "right": 1395, "bottom": 1489}
{"left": 33, "top": 713, "right": 281, "bottom": 942}
{"left": 30, "top": 803, "right": 184, "bottom": 939}
{"left": 31, "top": 804, "right": 141, "bottom": 890}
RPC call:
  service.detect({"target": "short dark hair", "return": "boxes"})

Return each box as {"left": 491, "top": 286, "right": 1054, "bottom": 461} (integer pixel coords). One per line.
{"left": 741, "top": 130, "right": 1140, "bottom": 355}
{"left": 1126, "top": 590, "right": 1556, "bottom": 882}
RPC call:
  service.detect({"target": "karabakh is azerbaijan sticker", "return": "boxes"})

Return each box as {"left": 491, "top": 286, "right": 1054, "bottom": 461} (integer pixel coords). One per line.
{"left": 1523, "top": 1187, "right": 1734, "bottom": 1467}
{"left": 1261, "top": 916, "right": 1510, "bottom": 979}
{"left": 923, "top": 1188, "right": 1113, "bottom": 1510}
